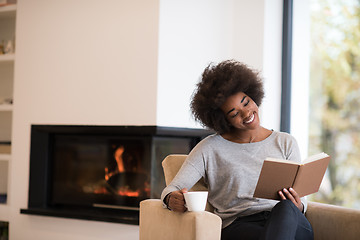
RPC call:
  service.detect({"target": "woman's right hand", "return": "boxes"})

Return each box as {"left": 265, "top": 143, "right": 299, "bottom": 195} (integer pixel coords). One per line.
{"left": 166, "top": 188, "right": 188, "bottom": 212}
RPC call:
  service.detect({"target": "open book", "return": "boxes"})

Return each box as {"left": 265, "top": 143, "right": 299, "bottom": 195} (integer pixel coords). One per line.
{"left": 253, "top": 152, "right": 330, "bottom": 200}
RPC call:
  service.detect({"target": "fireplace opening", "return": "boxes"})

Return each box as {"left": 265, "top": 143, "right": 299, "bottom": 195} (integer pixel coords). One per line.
{"left": 21, "top": 125, "right": 211, "bottom": 224}
{"left": 51, "top": 136, "right": 150, "bottom": 209}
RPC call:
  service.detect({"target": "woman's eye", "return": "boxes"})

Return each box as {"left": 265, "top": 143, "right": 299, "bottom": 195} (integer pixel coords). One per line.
{"left": 244, "top": 100, "right": 250, "bottom": 107}
{"left": 231, "top": 112, "right": 239, "bottom": 118}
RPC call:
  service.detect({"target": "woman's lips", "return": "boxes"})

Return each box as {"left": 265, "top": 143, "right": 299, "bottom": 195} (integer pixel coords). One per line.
{"left": 244, "top": 113, "right": 255, "bottom": 124}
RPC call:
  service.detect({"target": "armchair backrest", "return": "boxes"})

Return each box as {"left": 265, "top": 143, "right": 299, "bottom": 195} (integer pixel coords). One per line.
{"left": 162, "top": 154, "right": 213, "bottom": 211}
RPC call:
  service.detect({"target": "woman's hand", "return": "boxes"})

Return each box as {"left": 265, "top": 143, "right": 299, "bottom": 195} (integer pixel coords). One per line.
{"left": 278, "top": 188, "right": 304, "bottom": 212}
{"left": 166, "top": 188, "right": 188, "bottom": 212}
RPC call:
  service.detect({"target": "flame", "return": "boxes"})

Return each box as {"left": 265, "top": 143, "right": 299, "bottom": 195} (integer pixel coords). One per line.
{"left": 93, "top": 187, "right": 108, "bottom": 194}
{"left": 100, "top": 145, "right": 148, "bottom": 198}
{"left": 117, "top": 189, "right": 140, "bottom": 197}
{"left": 114, "top": 145, "right": 125, "bottom": 173}
{"left": 116, "top": 186, "right": 140, "bottom": 197}
{"left": 104, "top": 145, "right": 126, "bottom": 181}
{"left": 93, "top": 186, "right": 141, "bottom": 197}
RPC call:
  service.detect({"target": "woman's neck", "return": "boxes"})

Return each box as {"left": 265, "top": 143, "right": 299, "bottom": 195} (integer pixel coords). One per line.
{"left": 222, "top": 127, "right": 271, "bottom": 144}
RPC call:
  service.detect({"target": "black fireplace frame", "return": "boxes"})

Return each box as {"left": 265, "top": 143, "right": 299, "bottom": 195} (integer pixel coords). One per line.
{"left": 20, "top": 125, "right": 212, "bottom": 225}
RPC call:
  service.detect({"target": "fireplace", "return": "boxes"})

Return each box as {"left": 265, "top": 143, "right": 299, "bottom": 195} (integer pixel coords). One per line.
{"left": 20, "top": 125, "right": 211, "bottom": 224}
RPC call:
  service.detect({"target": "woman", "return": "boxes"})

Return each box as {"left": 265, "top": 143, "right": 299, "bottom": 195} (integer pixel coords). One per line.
{"left": 161, "top": 60, "right": 314, "bottom": 240}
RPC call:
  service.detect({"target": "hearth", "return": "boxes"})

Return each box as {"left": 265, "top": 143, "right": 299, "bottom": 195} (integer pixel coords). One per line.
{"left": 20, "top": 125, "right": 211, "bottom": 224}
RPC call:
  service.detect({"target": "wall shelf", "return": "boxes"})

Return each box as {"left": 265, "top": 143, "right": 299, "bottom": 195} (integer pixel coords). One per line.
{"left": 0, "top": 105, "right": 13, "bottom": 111}
{"left": 0, "top": 54, "right": 15, "bottom": 62}
{"left": 0, "top": 154, "right": 11, "bottom": 161}
{"left": 0, "top": 204, "right": 9, "bottom": 222}
{"left": 0, "top": 4, "right": 16, "bottom": 17}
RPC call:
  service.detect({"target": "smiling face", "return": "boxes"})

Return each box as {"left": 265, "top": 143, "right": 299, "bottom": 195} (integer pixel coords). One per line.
{"left": 220, "top": 92, "right": 260, "bottom": 131}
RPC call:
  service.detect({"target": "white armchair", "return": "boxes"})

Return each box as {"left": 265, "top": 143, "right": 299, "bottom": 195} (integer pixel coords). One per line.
{"left": 139, "top": 154, "right": 360, "bottom": 240}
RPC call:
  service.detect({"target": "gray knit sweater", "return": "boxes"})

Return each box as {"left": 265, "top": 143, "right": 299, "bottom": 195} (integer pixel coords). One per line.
{"left": 161, "top": 130, "right": 307, "bottom": 228}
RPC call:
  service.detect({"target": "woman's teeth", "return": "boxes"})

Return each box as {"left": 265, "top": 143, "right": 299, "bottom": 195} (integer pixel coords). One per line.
{"left": 244, "top": 113, "right": 255, "bottom": 124}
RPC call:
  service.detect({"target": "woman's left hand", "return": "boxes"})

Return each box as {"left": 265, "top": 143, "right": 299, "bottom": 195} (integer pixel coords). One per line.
{"left": 278, "top": 188, "right": 304, "bottom": 212}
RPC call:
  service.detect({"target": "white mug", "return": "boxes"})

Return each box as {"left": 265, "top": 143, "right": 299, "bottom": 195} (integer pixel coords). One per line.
{"left": 183, "top": 191, "right": 208, "bottom": 212}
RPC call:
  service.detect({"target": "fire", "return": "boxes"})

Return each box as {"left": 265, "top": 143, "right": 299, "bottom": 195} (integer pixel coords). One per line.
{"left": 100, "top": 145, "right": 149, "bottom": 198}
{"left": 104, "top": 145, "right": 125, "bottom": 181}
{"left": 93, "top": 186, "right": 141, "bottom": 197}
{"left": 116, "top": 186, "right": 140, "bottom": 197}
{"left": 117, "top": 189, "right": 140, "bottom": 197}
{"left": 113, "top": 145, "right": 125, "bottom": 173}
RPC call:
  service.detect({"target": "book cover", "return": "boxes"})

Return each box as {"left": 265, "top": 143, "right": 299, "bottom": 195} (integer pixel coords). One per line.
{"left": 253, "top": 152, "right": 330, "bottom": 200}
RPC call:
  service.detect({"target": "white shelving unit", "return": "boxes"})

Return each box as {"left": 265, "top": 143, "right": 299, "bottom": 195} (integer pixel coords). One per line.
{"left": 0, "top": 153, "right": 10, "bottom": 221}
{"left": 0, "top": 4, "right": 16, "bottom": 223}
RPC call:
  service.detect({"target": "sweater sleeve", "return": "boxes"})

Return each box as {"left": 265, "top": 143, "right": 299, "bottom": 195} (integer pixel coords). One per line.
{"left": 160, "top": 144, "right": 206, "bottom": 208}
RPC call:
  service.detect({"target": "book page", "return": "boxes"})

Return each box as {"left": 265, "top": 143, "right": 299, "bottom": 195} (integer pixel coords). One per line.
{"left": 292, "top": 155, "right": 330, "bottom": 197}
{"left": 253, "top": 160, "right": 300, "bottom": 200}
{"left": 302, "top": 152, "right": 329, "bottom": 164}
{"left": 265, "top": 157, "right": 300, "bottom": 165}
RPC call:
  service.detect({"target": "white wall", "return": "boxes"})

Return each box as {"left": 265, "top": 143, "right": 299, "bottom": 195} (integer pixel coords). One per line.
{"left": 14, "top": 0, "right": 160, "bottom": 126}
{"left": 262, "top": 0, "right": 283, "bottom": 131}
{"left": 8, "top": 0, "right": 283, "bottom": 239}
{"left": 156, "top": 0, "right": 283, "bottom": 130}
{"left": 157, "top": 0, "right": 234, "bottom": 128}
{"left": 11, "top": 0, "right": 159, "bottom": 239}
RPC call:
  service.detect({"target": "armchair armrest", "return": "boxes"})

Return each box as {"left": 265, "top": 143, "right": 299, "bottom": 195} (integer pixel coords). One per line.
{"left": 306, "top": 201, "right": 360, "bottom": 240}
{"left": 140, "top": 199, "right": 222, "bottom": 240}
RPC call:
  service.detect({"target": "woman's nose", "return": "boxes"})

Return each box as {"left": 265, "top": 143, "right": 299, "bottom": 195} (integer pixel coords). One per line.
{"left": 240, "top": 109, "right": 250, "bottom": 118}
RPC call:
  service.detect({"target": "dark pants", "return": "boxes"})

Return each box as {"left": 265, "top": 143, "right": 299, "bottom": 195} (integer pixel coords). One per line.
{"left": 221, "top": 200, "right": 314, "bottom": 240}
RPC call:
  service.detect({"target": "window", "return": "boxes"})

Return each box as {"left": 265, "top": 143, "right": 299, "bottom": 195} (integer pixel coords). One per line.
{"left": 291, "top": 0, "right": 360, "bottom": 209}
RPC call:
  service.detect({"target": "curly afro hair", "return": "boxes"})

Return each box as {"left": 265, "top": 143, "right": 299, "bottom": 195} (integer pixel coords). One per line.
{"left": 190, "top": 60, "right": 264, "bottom": 134}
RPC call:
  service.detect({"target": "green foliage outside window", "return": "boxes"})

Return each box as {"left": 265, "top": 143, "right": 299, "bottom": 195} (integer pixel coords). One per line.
{"left": 309, "top": 0, "right": 360, "bottom": 209}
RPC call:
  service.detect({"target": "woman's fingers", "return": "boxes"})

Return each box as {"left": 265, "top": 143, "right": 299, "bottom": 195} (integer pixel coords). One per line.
{"left": 288, "top": 188, "right": 304, "bottom": 212}
{"left": 278, "top": 190, "right": 287, "bottom": 200}
{"left": 278, "top": 188, "right": 303, "bottom": 212}
{"left": 168, "top": 189, "right": 188, "bottom": 212}
{"left": 282, "top": 188, "right": 296, "bottom": 202}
